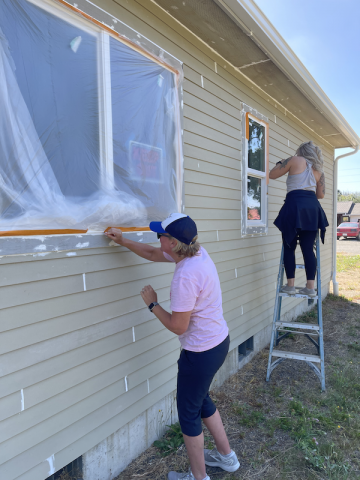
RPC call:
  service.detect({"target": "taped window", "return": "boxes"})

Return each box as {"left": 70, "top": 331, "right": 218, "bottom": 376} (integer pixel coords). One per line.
{"left": 0, "top": 0, "right": 183, "bottom": 236}
{"left": 241, "top": 106, "right": 269, "bottom": 236}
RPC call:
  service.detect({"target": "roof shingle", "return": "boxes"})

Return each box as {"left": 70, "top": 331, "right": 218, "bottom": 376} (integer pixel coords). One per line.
{"left": 337, "top": 201, "right": 354, "bottom": 214}
{"left": 351, "top": 203, "right": 360, "bottom": 216}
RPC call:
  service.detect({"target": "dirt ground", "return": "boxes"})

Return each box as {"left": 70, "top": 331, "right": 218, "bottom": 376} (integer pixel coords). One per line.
{"left": 58, "top": 245, "right": 360, "bottom": 480}
{"left": 114, "top": 246, "right": 360, "bottom": 480}
{"left": 114, "top": 294, "right": 360, "bottom": 480}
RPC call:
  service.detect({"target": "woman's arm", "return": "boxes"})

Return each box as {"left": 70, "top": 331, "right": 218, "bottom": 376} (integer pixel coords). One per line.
{"left": 104, "top": 228, "right": 170, "bottom": 262}
{"left": 269, "top": 157, "right": 293, "bottom": 179}
{"left": 152, "top": 307, "right": 191, "bottom": 335}
{"left": 141, "top": 285, "right": 191, "bottom": 335}
{"left": 316, "top": 172, "right": 325, "bottom": 199}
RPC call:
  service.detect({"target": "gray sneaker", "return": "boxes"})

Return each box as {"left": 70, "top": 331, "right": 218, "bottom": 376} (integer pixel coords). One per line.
{"left": 168, "top": 470, "right": 210, "bottom": 480}
{"left": 298, "top": 287, "right": 316, "bottom": 297}
{"left": 281, "top": 285, "right": 296, "bottom": 295}
{"left": 204, "top": 449, "right": 240, "bottom": 472}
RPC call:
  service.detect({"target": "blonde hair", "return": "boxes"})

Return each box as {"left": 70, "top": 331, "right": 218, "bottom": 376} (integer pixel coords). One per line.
{"left": 296, "top": 141, "right": 324, "bottom": 173}
{"left": 170, "top": 235, "right": 200, "bottom": 258}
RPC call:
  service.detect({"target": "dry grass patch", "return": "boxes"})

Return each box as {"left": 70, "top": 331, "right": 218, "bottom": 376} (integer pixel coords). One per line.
{"left": 337, "top": 255, "right": 360, "bottom": 302}
{"left": 60, "top": 252, "right": 360, "bottom": 480}
{"left": 115, "top": 295, "right": 360, "bottom": 480}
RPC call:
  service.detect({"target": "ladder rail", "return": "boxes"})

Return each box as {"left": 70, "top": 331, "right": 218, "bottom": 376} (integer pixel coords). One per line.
{"left": 266, "top": 246, "right": 284, "bottom": 381}
{"left": 316, "top": 231, "right": 325, "bottom": 390}
{"left": 266, "top": 231, "right": 325, "bottom": 391}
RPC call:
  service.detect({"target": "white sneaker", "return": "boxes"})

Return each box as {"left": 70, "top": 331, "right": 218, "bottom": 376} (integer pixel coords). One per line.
{"left": 204, "top": 449, "right": 240, "bottom": 472}
{"left": 298, "top": 287, "right": 316, "bottom": 297}
{"left": 168, "top": 470, "right": 210, "bottom": 480}
{"left": 281, "top": 285, "right": 296, "bottom": 295}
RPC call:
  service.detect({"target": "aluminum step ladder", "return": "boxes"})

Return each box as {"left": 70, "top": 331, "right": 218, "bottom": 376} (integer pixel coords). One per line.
{"left": 266, "top": 231, "right": 325, "bottom": 391}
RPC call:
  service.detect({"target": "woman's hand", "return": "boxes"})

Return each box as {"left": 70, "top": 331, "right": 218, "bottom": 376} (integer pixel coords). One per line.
{"left": 104, "top": 228, "right": 124, "bottom": 245}
{"left": 140, "top": 285, "right": 158, "bottom": 306}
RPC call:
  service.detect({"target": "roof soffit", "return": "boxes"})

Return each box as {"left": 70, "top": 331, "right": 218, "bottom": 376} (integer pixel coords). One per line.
{"left": 152, "top": 0, "right": 358, "bottom": 148}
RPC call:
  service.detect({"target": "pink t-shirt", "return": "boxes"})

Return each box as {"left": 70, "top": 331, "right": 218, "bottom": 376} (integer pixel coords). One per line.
{"left": 164, "top": 247, "right": 229, "bottom": 352}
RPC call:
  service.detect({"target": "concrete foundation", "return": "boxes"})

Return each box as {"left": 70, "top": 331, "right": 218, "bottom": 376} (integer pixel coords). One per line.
{"left": 82, "top": 391, "right": 178, "bottom": 480}
{"left": 82, "top": 287, "right": 329, "bottom": 479}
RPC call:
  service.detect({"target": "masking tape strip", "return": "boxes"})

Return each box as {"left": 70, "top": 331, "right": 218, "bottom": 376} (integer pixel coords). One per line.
{"left": 245, "top": 112, "right": 250, "bottom": 140}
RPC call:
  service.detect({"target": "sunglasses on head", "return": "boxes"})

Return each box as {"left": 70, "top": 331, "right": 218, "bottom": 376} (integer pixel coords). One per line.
{"left": 157, "top": 233, "right": 171, "bottom": 239}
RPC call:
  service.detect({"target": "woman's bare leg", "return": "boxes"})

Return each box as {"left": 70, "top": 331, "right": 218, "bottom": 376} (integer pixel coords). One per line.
{"left": 183, "top": 432, "right": 207, "bottom": 480}
{"left": 202, "top": 410, "right": 231, "bottom": 455}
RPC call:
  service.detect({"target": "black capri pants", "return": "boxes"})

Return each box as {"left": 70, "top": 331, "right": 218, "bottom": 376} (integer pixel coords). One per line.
{"left": 177, "top": 335, "right": 230, "bottom": 437}
{"left": 283, "top": 230, "right": 317, "bottom": 280}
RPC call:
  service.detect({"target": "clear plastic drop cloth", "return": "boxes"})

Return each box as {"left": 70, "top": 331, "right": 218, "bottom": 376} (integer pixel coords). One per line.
{"left": 0, "top": 0, "right": 183, "bottom": 233}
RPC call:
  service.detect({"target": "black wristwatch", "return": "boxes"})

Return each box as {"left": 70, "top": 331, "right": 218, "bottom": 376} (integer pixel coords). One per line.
{"left": 276, "top": 161, "right": 282, "bottom": 165}
{"left": 148, "top": 302, "right": 159, "bottom": 312}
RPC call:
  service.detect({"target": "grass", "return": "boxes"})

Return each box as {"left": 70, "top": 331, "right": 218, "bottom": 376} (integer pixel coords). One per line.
{"left": 149, "top": 325, "right": 360, "bottom": 479}
{"left": 232, "top": 354, "right": 360, "bottom": 478}
{"left": 337, "top": 254, "right": 360, "bottom": 273}
{"left": 153, "top": 422, "right": 184, "bottom": 457}
{"left": 335, "top": 254, "right": 360, "bottom": 301}
{"left": 118, "top": 255, "right": 360, "bottom": 480}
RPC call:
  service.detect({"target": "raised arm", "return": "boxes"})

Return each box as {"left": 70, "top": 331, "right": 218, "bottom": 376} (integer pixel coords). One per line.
{"left": 104, "top": 228, "right": 171, "bottom": 262}
{"left": 269, "top": 157, "right": 293, "bottom": 179}
{"left": 316, "top": 172, "right": 325, "bottom": 199}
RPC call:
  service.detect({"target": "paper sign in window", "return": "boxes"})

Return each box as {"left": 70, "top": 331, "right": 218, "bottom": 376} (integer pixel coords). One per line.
{"left": 129, "top": 142, "right": 163, "bottom": 183}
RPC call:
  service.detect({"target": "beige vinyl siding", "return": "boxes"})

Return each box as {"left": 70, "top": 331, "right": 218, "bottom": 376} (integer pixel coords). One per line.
{"left": 0, "top": 0, "right": 335, "bottom": 478}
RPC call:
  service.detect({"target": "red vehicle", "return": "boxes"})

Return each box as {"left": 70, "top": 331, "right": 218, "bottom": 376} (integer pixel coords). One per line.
{"left": 337, "top": 222, "right": 360, "bottom": 240}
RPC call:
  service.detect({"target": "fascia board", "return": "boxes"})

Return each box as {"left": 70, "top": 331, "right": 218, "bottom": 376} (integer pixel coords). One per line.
{"left": 214, "top": 0, "right": 360, "bottom": 147}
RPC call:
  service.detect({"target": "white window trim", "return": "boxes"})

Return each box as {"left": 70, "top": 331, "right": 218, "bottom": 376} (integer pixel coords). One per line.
{"left": 241, "top": 104, "right": 269, "bottom": 237}
{"left": 98, "top": 30, "right": 114, "bottom": 189}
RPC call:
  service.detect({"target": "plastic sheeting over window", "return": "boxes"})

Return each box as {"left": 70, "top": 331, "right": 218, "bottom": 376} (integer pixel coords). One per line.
{"left": 0, "top": 0, "right": 183, "bottom": 235}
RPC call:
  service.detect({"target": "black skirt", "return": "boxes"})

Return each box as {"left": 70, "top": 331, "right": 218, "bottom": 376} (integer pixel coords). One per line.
{"left": 274, "top": 190, "right": 329, "bottom": 247}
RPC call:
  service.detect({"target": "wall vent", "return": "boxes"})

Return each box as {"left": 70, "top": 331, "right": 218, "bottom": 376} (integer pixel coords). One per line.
{"left": 45, "top": 456, "right": 82, "bottom": 480}
{"left": 238, "top": 336, "right": 254, "bottom": 360}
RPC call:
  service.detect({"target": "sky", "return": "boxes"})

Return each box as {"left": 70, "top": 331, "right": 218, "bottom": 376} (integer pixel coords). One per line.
{"left": 254, "top": 0, "right": 360, "bottom": 193}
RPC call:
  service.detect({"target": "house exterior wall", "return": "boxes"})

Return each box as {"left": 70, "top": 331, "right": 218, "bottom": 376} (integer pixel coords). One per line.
{"left": 0, "top": 1, "right": 335, "bottom": 479}
{"left": 349, "top": 213, "right": 360, "bottom": 223}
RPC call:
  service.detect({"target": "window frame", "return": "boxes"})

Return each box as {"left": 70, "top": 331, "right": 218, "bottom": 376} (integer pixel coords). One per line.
{"left": 241, "top": 104, "right": 269, "bottom": 237}
{"left": 1, "top": 0, "right": 184, "bottom": 238}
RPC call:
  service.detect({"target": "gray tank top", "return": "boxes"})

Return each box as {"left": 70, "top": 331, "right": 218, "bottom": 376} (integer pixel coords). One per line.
{"left": 286, "top": 160, "right": 317, "bottom": 193}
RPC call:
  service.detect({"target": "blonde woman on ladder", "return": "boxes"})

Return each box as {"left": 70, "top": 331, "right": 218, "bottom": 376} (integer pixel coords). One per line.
{"left": 269, "top": 141, "right": 329, "bottom": 296}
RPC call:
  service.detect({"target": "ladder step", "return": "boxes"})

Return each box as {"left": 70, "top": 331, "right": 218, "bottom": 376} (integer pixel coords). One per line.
{"left": 275, "top": 322, "right": 320, "bottom": 331}
{"left": 279, "top": 291, "right": 318, "bottom": 299}
{"left": 271, "top": 350, "right": 321, "bottom": 363}
{"left": 295, "top": 264, "right": 305, "bottom": 269}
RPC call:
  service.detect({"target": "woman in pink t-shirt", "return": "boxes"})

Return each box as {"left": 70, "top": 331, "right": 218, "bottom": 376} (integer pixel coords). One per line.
{"left": 105, "top": 214, "right": 239, "bottom": 480}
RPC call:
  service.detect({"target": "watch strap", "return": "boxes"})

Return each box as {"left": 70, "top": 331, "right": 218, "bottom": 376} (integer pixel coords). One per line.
{"left": 148, "top": 302, "right": 159, "bottom": 312}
